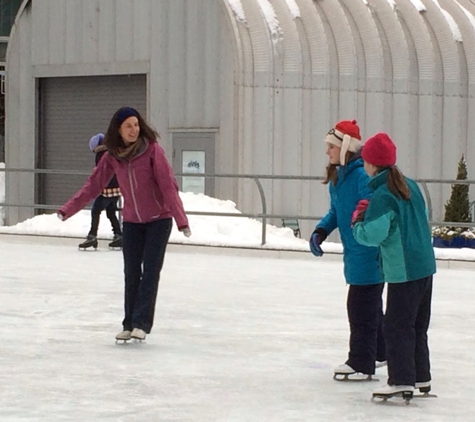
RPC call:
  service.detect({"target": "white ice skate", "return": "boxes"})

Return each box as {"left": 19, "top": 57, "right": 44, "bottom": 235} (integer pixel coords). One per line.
{"left": 131, "top": 328, "right": 146, "bottom": 341}
{"left": 372, "top": 384, "right": 414, "bottom": 405}
{"left": 115, "top": 330, "right": 132, "bottom": 343}
{"left": 333, "top": 363, "right": 377, "bottom": 382}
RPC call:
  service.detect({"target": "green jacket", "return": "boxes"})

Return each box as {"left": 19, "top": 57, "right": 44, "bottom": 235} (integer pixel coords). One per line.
{"left": 352, "top": 170, "right": 436, "bottom": 283}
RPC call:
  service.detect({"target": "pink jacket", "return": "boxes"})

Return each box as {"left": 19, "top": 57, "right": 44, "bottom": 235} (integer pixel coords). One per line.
{"left": 60, "top": 140, "right": 189, "bottom": 229}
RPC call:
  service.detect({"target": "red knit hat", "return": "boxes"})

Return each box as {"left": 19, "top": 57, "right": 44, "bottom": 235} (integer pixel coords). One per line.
{"left": 325, "top": 120, "right": 362, "bottom": 165}
{"left": 361, "top": 132, "right": 397, "bottom": 167}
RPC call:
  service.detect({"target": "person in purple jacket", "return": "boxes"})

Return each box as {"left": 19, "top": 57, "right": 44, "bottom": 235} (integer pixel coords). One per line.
{"left": 58, "top": 107, "right": 191, "bottom": 342}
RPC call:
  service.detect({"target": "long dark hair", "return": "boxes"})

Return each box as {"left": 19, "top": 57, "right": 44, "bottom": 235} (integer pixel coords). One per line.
{"left": 375, "top": 166, "right": 411, "bottom": 200}
{"left": 104, "top": 107, "right": 159, "bottom": 156}
{"left": 322, "top": 151, "right": 355, "bottom": 185}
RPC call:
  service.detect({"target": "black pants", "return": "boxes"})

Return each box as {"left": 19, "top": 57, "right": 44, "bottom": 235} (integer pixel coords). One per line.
{"left": 384, "top": 275, "right": 433, "bottom": 386}
{"left": 346, "top": 283, "right": 386, "bottom": 375}
{"left": 122, "top": 218, "right": 172, "bottom": 333}
{"left": 88, "top": 195, "right": 121, "bottom": 237}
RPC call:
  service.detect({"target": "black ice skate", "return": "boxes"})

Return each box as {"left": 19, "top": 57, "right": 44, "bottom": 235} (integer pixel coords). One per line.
{"left": 372, "top": 385, "right": 414, "bottom": 405}
{"left": 108, "top": 234, "right": 122, "bottom": 249}
{"left": 333, "top": 364, "right": 378, "bottom": 382}
{"left": 78, "top": 235, "right": 98, "bottom": 250}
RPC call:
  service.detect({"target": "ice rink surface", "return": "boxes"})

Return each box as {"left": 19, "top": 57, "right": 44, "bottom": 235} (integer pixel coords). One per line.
{"left": 0, "top": 234, "right": 474, "bottom": 422}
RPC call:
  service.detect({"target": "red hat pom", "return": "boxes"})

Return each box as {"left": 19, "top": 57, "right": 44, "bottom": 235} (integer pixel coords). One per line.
{"left": 335, "top": 120, "right": 361, "bottom": 141}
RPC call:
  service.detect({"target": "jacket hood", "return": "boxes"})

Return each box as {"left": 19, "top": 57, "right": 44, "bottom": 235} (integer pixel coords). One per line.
{"left": 338, "top": 154, "right": 364, "bottom": 181}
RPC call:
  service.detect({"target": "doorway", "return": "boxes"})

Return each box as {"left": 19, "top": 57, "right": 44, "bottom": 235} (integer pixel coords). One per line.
{"left": 172, "top": 132, "right": 216, "bottom": 197}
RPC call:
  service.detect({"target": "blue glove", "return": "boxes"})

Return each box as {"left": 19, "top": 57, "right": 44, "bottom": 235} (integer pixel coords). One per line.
{"left": 309, "top": 228, "right": 327, "bottom": 257}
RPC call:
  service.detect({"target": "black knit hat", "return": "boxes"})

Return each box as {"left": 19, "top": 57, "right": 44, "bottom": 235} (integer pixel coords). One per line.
{"left": 115, "top": 107, "right": 139, "bottom": 126}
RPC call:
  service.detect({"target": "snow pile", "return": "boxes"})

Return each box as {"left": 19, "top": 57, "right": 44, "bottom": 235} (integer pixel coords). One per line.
{"left": 256, "top": 0, "right": 283, "bottom": 46}
{"left": 431, "top": 0, "right": 462, "bottom": 42}
{"left": 456, "top": 0, "right": 475, "bottom": 32}
{"left": 385, "top": 0, "right": 396, "bottom": 9}
{"left": 456, "top": 0, "right": 475, "bottom": 28}
{"left": 284, "top": 0, "right": 300, "bottom": 19}
{"left": 0, "top": 189, "right": 312, "bottom": 251}
{"left": 2, "top": 163, "right": 475, "bottom": 259}
{"left": 226, "top": 0, "right": 246, "bottom": 23}
{"left": 410, "top": 0, "right": 426, "bottom": 12}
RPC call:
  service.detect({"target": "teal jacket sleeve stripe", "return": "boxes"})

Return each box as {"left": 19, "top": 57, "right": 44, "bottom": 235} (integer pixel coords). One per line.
{"left": 353, "top": 211, "right": 394, "bottom": 246}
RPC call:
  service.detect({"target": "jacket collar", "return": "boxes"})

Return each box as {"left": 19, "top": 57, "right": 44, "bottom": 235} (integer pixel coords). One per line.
{"left": 368, "top": 168, "right": 389, "bottom": 190}
{"left": 337, "top": 154, "right": 364, "bottom": 180}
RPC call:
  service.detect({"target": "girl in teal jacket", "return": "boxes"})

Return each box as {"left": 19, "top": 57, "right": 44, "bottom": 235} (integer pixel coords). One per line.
{"left": 310, "top": 120, "right": 385, "bottom": 380}
{"left": 352, "top": 132, "right": 436, "bottom": 400}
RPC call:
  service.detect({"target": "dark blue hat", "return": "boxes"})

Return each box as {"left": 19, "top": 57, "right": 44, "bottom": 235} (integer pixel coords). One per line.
{"left": 116, "top": 107, "right": 139, "bottom": 126}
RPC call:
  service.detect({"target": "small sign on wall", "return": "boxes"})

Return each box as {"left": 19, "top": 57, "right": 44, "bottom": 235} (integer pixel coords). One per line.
{"left": 182, "top": 150, "right": 205, "bottom": 194}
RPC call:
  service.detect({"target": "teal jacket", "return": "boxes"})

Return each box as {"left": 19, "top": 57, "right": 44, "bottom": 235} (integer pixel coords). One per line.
{"left": 317, "top": 156, "right": 380, "bottom": 285}
{"left": 352, "top": 170, "right": 436, "bottom": 283}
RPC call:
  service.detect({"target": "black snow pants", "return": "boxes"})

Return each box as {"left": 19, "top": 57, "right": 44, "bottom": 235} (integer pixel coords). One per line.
{"left": 385, "top": 275, "right": 433, "bottom": 386}
{"left": 346, "top": 283, "right": 386, "bottom": 375}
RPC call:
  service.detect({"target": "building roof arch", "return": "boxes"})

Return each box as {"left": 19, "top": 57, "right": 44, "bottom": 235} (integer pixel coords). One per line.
{"left": 269, "top": 0, "right": 302, "bottom": 76}
{"left": 367, "top": 0, "right": 412, "bottom": 86}
{"left": 393, "top": 0, "right": 440, "bottom": 91}
{"left": 294, "top": 0, "right": 329, "bottom": 80}
{"left": 419, "top": 0, "right": 466, "bottom": 91}
{"left": 312, "top": 0, "right": 357, "bottom": 87}
{"left": 446, "top": 0, "right": 475, "bottom": 84}
{"left": 238, "top": 0, "right": 275, "bottom": 76}
{"left": 220, "top": 0, "right": 246, "bottom": 76}
{"left": 340, "top": 0, "right": 384, "bottom": 92}
{"left": 5, "top": 0, "right": 31, "bottom": 65}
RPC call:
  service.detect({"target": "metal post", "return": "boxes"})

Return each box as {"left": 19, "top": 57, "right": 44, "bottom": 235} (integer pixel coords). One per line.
{"left": 253, "top": 177, "right": 267, "bottom": 245}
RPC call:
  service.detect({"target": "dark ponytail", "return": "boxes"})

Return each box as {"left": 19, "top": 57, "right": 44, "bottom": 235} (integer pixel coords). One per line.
{"left": 376, "top": 166, "right": 410, "bottom": 200}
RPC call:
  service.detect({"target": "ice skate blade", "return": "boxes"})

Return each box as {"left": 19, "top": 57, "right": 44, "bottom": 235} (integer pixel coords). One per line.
{"left": 78, "top": 247, "right": 97, "bottom": 251}
{"left": 115, "top": 338, "right": 145, "bottom": 345}
{"left": 372, "top": 391, "right": 413, "bottom": 406}
{"left": 371, "top": 397, "right": 415, "bottom": 406}
{"left": 414, "top": 392, "right": 438, "bottom": 398}
{"left": 333, "top": 373, "right": 378, "bottom": 382}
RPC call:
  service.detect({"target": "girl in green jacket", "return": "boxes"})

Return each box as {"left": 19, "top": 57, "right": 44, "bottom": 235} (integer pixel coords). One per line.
{"left": 352, "top": 132, "right": 436, "bottom": 402}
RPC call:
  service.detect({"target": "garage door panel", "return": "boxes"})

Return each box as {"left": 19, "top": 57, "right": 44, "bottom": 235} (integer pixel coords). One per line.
{"left": 38, "top": 74, "right": 146, "bottom": 208}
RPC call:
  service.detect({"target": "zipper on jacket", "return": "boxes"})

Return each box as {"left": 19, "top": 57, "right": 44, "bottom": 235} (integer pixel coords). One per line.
{"left": 128, "top": 162, "right": 143, "bottom": 222}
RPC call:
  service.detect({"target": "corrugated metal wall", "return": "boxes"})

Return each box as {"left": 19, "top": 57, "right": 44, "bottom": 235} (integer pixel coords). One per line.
{"left": 5, "top": 0, "right": 475, "bottom": 236}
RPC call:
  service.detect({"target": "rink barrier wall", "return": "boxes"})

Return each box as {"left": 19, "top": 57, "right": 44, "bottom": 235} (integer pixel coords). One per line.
{"left": 0, "top": 233, "right": 472, "bottom": 270}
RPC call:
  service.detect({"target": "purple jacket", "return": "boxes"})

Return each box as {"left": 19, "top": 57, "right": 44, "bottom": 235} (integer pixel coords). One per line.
{"left": 60, "top": 139, "right": 189, "bottom": 229}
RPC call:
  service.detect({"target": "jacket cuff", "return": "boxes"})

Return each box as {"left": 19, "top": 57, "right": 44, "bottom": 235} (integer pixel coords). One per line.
{"left": 313, "top": 227, "right": 328, "bottom": 242}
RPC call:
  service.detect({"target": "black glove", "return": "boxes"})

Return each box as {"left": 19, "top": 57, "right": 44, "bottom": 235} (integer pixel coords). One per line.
{"left": 309, "top": 228, "right": 328, "bottom": 257}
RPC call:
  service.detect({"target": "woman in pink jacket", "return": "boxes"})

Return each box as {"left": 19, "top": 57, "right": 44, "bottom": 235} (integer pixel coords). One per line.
{"left": 58, "top": 107, "right": 191, "bottom": 342}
